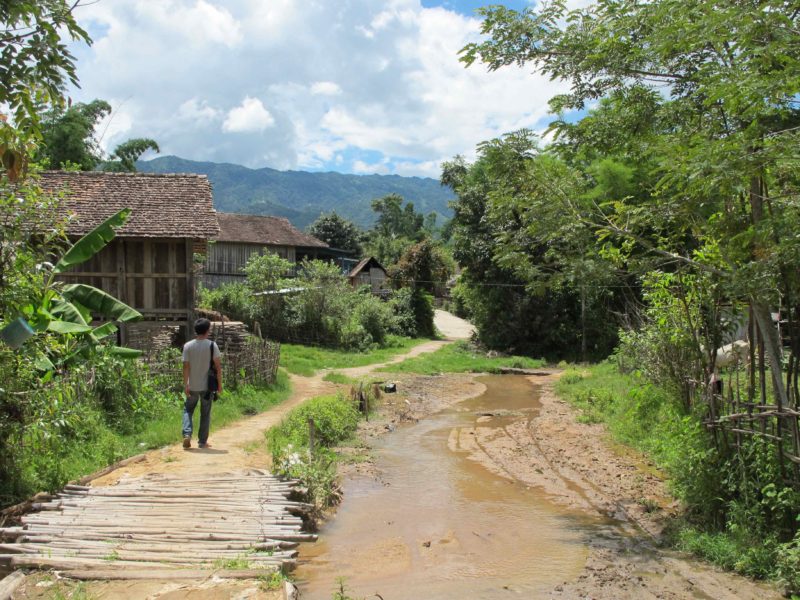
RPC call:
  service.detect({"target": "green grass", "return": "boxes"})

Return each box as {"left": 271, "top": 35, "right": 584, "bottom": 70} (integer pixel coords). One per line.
{"left": 279, "top": 335, "right": 425, "bottom": 376}
{"left": 378, "top": 340, "right": 544, "bottom": 375}
{"left": 322, "top": 371, "right": 356, "bottom": 385}
{"left": 17, "top": 373, "right": 292, "bottom": 497}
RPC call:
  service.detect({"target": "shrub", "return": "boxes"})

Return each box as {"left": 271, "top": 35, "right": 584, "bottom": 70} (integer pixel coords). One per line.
{"left": 350, "top": 291, "right": 393, "bottom": 346}
{"left": 267, "top": 394, "right": 360, "bottom": 457}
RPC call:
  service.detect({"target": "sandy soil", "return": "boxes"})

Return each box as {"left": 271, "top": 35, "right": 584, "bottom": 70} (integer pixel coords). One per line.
{"left": 433, "top": 309, "right": 476, "bottom": 340}
{"left": 335, "top": 370, "right": 782, "bottom": 599}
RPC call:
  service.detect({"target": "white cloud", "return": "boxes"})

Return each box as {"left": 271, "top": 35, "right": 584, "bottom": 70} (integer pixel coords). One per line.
{"left": 69, "top": 0, "right": 569, "bottom": 175}
{"left": 222, "top": 97, "right": 275, "bottom": 133}
{"left": 310, "top": 81, "right": 342, "bottom": 96}
{"left": 178, "top": 98, "right": 221, "bottom": 122}
{"left": 352, "top": 158, "right": 391, "bottom": 175}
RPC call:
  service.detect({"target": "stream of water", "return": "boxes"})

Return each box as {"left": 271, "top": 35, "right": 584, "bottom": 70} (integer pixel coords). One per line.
{"left": 295, "top": 376, "right": 606, "bottom": 599}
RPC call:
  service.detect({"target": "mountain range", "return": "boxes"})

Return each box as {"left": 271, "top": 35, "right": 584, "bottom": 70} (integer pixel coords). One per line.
{"left": 137, "top": 156, "right": 455, "bottom": 230}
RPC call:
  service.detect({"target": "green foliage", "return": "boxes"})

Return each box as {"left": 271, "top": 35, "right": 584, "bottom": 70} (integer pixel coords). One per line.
{"left": 268, "top": 394, "right": 360, "bottom": 454}
{"left": 37, "top": 101, "right": 159, "bottom": 173}
{"left": 441, "top": 133, "right": 622, "bottom": 360}
{"left": 260, "top": 570, "right": 292, "bottom": 591}
{"left": 202, "top": 257, "right": 428, "bottom": 351}
{"left": 102, "top": 138, "right": 160, "bottom": 172}
{"left": 279, "top": 336, "right": 421, "bottom": 376}
{"left": 197, "top": 282, "right": 253, "bottom": 323}
{"left": 0, "top": 1, "right": 90, "bottom": 133}
{"left": 37, "top": 100, "right": 111, "bottom": 170}
{"left": 409, "top": 289, "right": 435, "bottom": 338}
{"left": 371, "top": 193, "right": 424, "bottom": 240}
{"left": 390, "top": 238, "right": 453, "bottom": 295}
{"left": 777, "top": 530, "right": 800, "bottom": 594}
{"left": 268, "top": 393, "right": 361, "bottom": 509}
{"left": 307, "top": 211, "right": 364, "bottom": 255}
{"left": 322, "top": 372, "right": 354, "bottom": 385}
{"left": 380, "top": 340, "right": 544, "bottom": 375}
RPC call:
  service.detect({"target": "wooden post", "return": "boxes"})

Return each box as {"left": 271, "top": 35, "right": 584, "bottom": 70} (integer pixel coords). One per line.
{"left": 185, "top": 238, "right": 194, "bottom": 341}
{"left": 117, "top": 240, "right": 128, "bottom": 346}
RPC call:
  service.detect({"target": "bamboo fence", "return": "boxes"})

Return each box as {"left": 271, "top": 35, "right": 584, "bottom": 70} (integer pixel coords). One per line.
{"left": 702, "top": 315, "right": 800, "bottom": 483}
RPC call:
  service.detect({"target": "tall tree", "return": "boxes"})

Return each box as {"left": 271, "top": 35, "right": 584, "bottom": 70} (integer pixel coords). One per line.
{"left": 462, "top": 0, "right": 800, "bottom": 380}
{"left": 102, "top": 138, "right": 160, "bottom": 172}
{"left": 307, "top": 212, "right": 363, "bottom": 255}
{"left": 371, "top": 193, "right": 424, "bottom": 239}
{"left": 38, "top": 100, "right": 159, "bottom": 172}
{"left": 38, "top": 99, "right": 111, "bottom": 170}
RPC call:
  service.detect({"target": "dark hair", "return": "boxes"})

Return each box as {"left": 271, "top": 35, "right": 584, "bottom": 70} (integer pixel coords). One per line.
{"left": 194, "top": 318, "right": 211, "bottom": 335}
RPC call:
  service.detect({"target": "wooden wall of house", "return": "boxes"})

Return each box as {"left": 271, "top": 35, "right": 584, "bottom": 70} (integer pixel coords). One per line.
{"left": 203, "top": 242, "right": 294, "bottom": 289}
{"left": 58, "top": 237, "right": 194, "bottom": 323}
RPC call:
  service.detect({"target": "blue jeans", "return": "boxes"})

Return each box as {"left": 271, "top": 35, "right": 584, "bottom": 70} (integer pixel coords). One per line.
{"left": 182, "top": 392, "right": 212, "bottom": 444}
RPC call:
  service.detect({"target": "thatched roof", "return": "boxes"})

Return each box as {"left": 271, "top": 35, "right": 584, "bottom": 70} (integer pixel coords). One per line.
{"left": 215, "top": 213, "right": 328, "bottom": 248}
{"left": 39, "top": 171, "right": 219, "bottom": 239}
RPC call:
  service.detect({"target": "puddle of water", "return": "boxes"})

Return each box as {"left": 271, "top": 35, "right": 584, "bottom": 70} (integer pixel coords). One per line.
{"left": 295, "top": 376, "right": 595, "bottom": 600}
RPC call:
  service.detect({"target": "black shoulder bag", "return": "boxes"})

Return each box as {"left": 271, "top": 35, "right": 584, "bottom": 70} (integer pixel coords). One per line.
{"left": 207, "top": 341, "right": 219, "bottom": 399}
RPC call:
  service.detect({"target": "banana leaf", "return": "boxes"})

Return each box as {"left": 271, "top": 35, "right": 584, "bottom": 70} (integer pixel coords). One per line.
{"left": 54, "top": 208, "right": 131, "bottom": 274}
{"left": 47, "top": 321, "right": 93, "bottom": 334}
{"left": 109, "top": 346, "right": 143, "bottom": 358}
{"left": 61, "top": 283, "right": 142, "bottom": 323}
{"left": 92, "top": 322, "right": 118, "bottom": 339}
{"left": 50, "top": 299, "right": 90, "bottom": 325}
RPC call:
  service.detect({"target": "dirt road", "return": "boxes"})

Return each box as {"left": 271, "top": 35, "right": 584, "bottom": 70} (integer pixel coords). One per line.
{"left": 325, "top": 370, "right": 781, "bottom": 599}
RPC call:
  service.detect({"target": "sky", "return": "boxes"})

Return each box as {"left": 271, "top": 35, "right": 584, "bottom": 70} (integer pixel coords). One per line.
{"left": 67, "top": 0, "right": 582, "bottom": 178}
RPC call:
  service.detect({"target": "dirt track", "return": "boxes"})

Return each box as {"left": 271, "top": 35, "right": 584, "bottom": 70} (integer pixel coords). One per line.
{"left": 341, "top": 370, "right": 781, "bottom": 599}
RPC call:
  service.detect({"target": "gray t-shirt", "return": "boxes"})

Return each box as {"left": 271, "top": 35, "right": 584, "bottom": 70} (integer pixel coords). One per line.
{"left": 182, "top": 338, "right": 221, "bottom": 392}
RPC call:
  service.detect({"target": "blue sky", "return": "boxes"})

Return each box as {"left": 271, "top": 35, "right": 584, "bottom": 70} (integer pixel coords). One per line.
{"left": 68, "top": 0, "right": 572, "bottom": 178}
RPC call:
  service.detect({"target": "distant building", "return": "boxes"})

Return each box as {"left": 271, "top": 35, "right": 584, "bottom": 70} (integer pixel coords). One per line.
{"left": 203, "top": 212, "right": 347, "bottom": 288}
{"left": 40, "top": 171, "right": 219, "bottom": 344}
{"left": 348, "top": 257, "right": 389, "bottom": 294}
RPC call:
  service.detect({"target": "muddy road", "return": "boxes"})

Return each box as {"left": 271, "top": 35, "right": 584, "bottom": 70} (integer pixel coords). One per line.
{"left": 297, "top": 372, "right": 780, "bottom": 600}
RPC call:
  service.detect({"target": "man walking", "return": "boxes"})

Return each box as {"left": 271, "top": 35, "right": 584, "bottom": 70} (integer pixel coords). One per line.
{"left": 182, "top": 318, "right": 222, "bottom": 449}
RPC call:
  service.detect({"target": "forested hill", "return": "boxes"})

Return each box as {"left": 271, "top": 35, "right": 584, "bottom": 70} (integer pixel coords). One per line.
{"left": 137, "top": 156, "right": 454, "bottom": 229}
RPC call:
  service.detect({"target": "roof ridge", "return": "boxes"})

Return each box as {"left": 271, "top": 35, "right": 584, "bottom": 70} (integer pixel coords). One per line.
{"left": 41, "top": 170, "right": 208, "bottom": 179}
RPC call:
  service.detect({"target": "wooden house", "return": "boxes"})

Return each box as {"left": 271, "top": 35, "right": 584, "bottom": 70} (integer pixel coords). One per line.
{"left": 348, "top": 257, "right": 389, "bottom": 294}
{"left": 40, "top": 171, "right": 219, "bottom": 344}
{"left": 203, "top": 213, "right": 333, "bottom": 288}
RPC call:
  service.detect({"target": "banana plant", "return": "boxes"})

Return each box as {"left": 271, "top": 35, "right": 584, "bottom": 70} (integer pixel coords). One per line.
{"left": 22, "top": 208, "right": 143, "bottom": 371}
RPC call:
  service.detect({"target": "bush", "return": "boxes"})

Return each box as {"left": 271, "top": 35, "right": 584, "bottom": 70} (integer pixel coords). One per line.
{"left": 268, "top": 393, "right": 361, "bottom": 510}
{"left": 350, "top": 292, "right": 393, "bottom": 346}
{"left": 267, "top": 394, "right": 360, "bottom": 457}
{"left": 410, "top": 289, "right": 435, "bottom": 337}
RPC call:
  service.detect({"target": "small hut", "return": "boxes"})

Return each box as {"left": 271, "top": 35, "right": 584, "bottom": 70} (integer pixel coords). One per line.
{"left": 40, "top": 171, "right": 219, "bottom": 345}
{"left": 348, "top": 257, "right": 388, "bottom": 294}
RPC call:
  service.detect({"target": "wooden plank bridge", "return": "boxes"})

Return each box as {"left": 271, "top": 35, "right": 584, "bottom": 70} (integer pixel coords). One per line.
{"left": 0, "top": 469, "right": 315, "bottom": 580}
